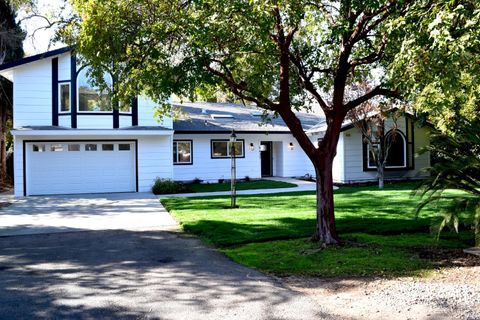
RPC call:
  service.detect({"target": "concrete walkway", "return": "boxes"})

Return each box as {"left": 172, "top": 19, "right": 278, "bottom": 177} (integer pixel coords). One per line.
{"left": 0, "top": 192, "right": 177, "bottom": 237}
{"left": 158, "top": 177, "right": 319, "bottom": 198}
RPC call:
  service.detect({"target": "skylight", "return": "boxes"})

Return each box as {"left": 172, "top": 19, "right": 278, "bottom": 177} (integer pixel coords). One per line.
{"left": 210, "top": 114, "right": 234, "bottom": 119}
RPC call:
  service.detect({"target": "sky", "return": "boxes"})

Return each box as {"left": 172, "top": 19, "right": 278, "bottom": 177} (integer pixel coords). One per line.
{"left": 17, "top": 0, "right": 69, "bottom": 55}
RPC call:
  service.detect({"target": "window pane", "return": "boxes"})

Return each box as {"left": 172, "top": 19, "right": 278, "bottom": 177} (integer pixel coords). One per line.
{"left": 120, "top": 102, "right": 131, "bottom": 113}
{"left": 212, "top": 141, "right": 228, "bottom": 157}
{"left": 102, "top": 144, "right": 114, "bottom": 151}
{"left": 77, "top": 67, "right": 112, "bottom": 112}
{"left": 386, "top": 133, "right": 406, "bottom": 167}
{"left": 230, "top": 141, "right": 243, "bottom": 157}
{"left": 50, "top": 144, "right": 64, "bottom": 152}
{"left": 68, "top": 144, "right": 80, "bottom": 151}
{"left": 32, "top": 144, "right": 45, "bottom": 152}
{"left": 59, "top": 84, "right": 70, "bottom": 112}
{"left": 119, "top": 144, "right": 131, "bottom": 151}
{"left": 177, "top": 141, "right": 191, "bottom": 163}
{"left": 85, "top": 144, "right": 97, "bottom": 151}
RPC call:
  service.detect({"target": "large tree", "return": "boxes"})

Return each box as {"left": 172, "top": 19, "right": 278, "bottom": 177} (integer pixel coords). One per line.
{"left": 389, "top": 0, "right": 480, "bottom": 133}
{"left": 65, "top": 0, "right": 435, "bottom": 245}
{"left": 0, "top": 0, "right": 24, "bottom": 190}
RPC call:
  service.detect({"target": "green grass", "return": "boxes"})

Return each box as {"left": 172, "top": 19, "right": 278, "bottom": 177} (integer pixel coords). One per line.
{"left": 161, "top": 182, "right": 474, "bottom": 277}
{"left": 188, "top": 179, "right": 296, "bottom": 193}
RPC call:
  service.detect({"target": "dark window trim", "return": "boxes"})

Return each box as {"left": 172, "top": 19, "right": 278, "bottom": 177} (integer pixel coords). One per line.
{"left": 70, "top": 53, "right": 77, "bottom": 128}
{"left": 210, "top": 139, "right": 245, "bottom": 159}
{"left": 362, "top": 129, "right": 409, "bottom": 172}
{"left": 173, "top": 139, "right": 193, "bottom": 165}
{"left": 22, "top": 139, "right": 138, "bottom": 196}
{"left": 51, "top": 57, "right": 58, "bottom": 126}
{"left": 58, "top": 113, "right": 72, "bottom": 116}
{"left": 132, "top": 97, "right": 138, "bottom": 126}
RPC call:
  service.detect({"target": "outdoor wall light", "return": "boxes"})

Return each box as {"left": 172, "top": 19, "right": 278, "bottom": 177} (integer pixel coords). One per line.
{"left": 249, "top": 143, "right": 254, "bottom": 151}
{"left": 288, "top": 142, "right": 294, "bottom": 150}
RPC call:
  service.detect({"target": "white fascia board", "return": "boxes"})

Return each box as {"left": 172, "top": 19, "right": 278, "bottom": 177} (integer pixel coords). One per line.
{"left": 12, "top": 129, "right": 174, "bottom": 137}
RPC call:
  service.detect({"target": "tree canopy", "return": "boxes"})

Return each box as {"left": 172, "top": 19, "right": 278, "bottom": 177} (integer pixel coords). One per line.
{"left": 389, "top": 1, "right": 480, "bottom": 133}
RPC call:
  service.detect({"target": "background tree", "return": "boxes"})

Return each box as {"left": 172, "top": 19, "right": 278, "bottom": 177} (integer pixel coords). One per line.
{"left": 65, "top": 0, "right": 435, "bottom": 245}
{"left": 347, "top": 100, "right": 399, "bottom": 189}
{"left": 390, "top": 0, "right": 480, "bottom": 133}
{"left": 0, "top": 0, "right": 25, "bottom": 190}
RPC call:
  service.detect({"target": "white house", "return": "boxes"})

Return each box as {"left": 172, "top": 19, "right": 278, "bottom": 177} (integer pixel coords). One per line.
{"left": 0, "top": 47, "right": 430, "bottom": 196}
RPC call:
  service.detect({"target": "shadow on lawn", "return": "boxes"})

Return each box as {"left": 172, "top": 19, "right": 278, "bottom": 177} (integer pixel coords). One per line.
{"left": 181, "top": 216, "right": 435, "bottom": 248}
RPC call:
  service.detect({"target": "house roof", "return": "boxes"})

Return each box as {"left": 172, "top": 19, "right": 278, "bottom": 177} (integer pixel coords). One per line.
{"left": 0, "top": 47, "right": 72, "bottom": 72}
{"left": 172, "top": 102, "right": 325, "bottom": 133}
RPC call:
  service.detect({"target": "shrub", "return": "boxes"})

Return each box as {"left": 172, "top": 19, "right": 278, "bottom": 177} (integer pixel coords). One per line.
{"left": 151, "top": 178, "right": 190, "bottom": 195}
{"left": 244, "top": 176, "right": 251, "bottom": 182}
{"left": 192, "top": 177, "right": 202, "bottom": 184}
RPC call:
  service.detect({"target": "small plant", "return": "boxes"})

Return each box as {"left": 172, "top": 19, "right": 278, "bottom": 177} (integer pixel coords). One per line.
{"left": 218, "top": 178, "right": 225, "bottom": 184}
{"left": 151, "top": 178, "right": 190, "bottom": 195}
{"left": 192, "top": 177, "right": 202, "bottom": 184}
{"left": 244, "top": 176, "right": 251, "bottom": 182}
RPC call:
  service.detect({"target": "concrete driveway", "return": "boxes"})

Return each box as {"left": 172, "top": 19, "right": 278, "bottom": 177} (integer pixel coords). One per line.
{"left": 0, "top": 192, "right": 177, "bottom": 236}
{"left": 0, "top": 193, "right": 330, "bottom": 319}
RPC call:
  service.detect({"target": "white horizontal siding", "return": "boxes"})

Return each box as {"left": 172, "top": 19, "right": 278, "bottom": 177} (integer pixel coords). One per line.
{"left": 137, "top": 136, "right": 173, "bottom": 191}
{"left": 341, "top": 116, "right": 430, "bottom": 183}
{"left": 13, "top": 59, "right": 52, "bottom": 128}
{"left": 172, "top": 133, "right": 315, "bottom": 182}
{"left": 58, "top": 53, "right": 71, "bottom": 81}
{"left": 332, "top": 133, "right": 345, "bottom": 182}
{"left": 137, "top": 96, "right": 173, "bottom": 128}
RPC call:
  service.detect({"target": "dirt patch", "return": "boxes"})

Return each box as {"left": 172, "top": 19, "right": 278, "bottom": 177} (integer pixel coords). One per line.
{"left": 419, "top": 248, "right": 480, "bottom": 268}
{"left": 284, "top": 266, "right": 480, "bottom": 320}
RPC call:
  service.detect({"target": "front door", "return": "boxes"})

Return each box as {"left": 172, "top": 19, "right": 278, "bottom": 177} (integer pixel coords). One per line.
{"left": 260, "top": 141, "right": 272, "bottom": 177}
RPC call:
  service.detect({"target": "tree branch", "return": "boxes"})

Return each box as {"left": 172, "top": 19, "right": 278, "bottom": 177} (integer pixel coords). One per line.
{"left": 290, "top": 53, "right": 330, "bottom": 113}
{"left": 343, "top": 86, "right": 399, "bottom": 111}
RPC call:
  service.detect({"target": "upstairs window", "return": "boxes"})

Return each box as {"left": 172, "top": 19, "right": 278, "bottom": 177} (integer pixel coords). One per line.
{"left": 77, "top": 67, "right": 113, "bottom": 112}
{"left": 59, "top": 83, "right": 70, "bottom": 113}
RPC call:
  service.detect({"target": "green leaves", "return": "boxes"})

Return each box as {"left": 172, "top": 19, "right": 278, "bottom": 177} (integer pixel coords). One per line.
{"left": 388, "top": 1, "right": 480, "bottom": 133}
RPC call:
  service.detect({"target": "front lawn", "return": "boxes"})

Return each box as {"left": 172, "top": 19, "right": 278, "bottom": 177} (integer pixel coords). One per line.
{"left": 189, "top": 179, "right": 297, "bottom": 193}
{"left": 161, "top": 182, "right": 475, "bottom": 277}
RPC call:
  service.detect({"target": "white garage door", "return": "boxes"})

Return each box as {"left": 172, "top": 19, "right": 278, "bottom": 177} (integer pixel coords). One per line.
{"left": 25, "top": 141, "right": 136, "bottom": 196}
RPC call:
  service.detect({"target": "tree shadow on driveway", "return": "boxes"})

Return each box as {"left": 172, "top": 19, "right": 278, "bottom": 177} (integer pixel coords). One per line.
{"left": 0, "top": 230, "right": 336, "bottom": 320}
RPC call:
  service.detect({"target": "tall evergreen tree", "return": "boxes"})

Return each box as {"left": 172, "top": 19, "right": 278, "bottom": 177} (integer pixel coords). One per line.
{"left": 0, "top": 0, "right": 24, "bottom": 189}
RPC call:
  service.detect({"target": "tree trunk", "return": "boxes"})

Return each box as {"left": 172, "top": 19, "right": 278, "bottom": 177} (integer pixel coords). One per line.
{"left": 312, "top": 157, "right": 340, "bottom": 245}
{"left": 378, "top": 164, "right": 384, "bottom": 189}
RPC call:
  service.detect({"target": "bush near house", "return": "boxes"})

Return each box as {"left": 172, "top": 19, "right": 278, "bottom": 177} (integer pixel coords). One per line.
{"left": 151, "top": 179, "right": 191, "bottom": 195}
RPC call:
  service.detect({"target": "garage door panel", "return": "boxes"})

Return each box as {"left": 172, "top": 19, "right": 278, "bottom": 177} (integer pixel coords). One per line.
{"left": 26, "top": 141, "right": 136, "bottom": 196}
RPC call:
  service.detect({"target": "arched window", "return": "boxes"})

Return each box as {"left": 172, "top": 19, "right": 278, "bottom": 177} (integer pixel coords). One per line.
{"left": 385, "top": 130, "right": 406, "bottom": 168}
{"left": 77, "top": 66, "right": 113, "bottom": 112}
{"left": 367, "top": 130, "right": 407, "bottom": 169}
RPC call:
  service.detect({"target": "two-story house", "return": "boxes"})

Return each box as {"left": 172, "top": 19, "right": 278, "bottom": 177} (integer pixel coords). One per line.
{"left": 0, "top": 47, "right": 430, "bottom": 196}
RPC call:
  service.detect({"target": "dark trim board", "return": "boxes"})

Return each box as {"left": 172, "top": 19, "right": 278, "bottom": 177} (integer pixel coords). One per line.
{"left": 210, "top": 139, "right": 246, "bottom": 159}
{"left": 174, "top": 130, "right": 292, "bottom": 135}
{"left": 22, "top": 139, "right": 138, "bottom": 196}
{"left": 51, "top": 58, "right": 59, "bottom": 126}
{"left": 0, "top": 46, "right": 72, "bottom": 71}
{"left": 173, "top": 139, "right": 193, "bottom": 165}
{"left": 70, "top": 53, "right": 77, "bottom": 128}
